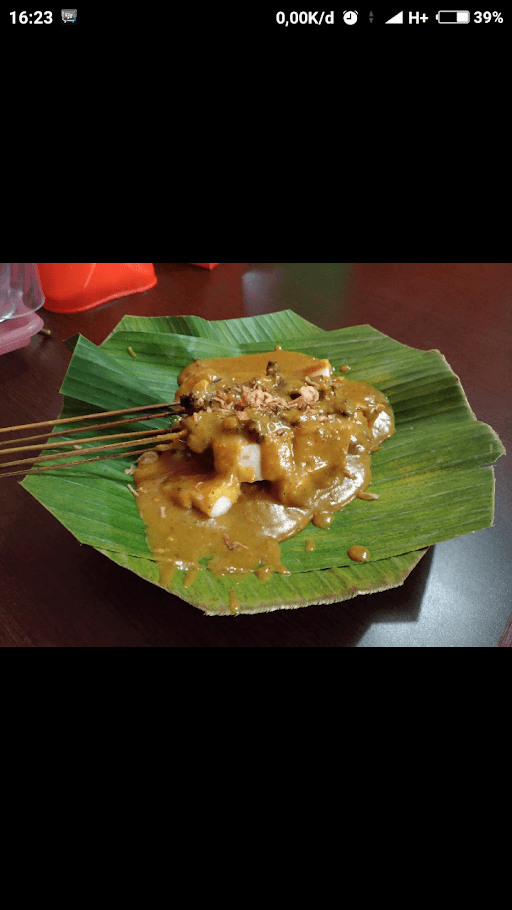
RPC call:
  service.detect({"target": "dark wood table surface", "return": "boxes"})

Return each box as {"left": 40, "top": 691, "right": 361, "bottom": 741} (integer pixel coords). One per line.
{"left": 1, "top": 263, "right": 510, "bottom": 647}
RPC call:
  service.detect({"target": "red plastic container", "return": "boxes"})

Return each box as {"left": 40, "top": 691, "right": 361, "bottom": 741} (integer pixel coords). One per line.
{"left": 190, "top": 263, "right": 219, "bottom": 269}
{"left": 38, "top": 263, "right": 157, "bottom": 313}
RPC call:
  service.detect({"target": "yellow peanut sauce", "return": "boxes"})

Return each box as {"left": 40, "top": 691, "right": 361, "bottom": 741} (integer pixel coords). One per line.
{"left": 347, "top": 545, "right": 370, "bottom": 562}
{"left": 133, "top": 349, "right": 394, "bottom": 590}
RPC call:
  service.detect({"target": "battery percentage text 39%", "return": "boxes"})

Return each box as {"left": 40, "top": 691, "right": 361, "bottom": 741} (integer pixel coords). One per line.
{"left": 474, "top": 11, "right": 503, "bottom": 22}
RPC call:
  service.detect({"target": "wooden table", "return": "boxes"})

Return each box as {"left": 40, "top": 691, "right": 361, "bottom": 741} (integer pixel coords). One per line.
{"left": 1, "top": 263, "right": 510, "bottom": 647}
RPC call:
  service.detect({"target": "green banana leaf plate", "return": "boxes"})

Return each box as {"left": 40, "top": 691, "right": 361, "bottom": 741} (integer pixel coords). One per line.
{"left": 21, "top": 310, "right": 505, "bottom": 615}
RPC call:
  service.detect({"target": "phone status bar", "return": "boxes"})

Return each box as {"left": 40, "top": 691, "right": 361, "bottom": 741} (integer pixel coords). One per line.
{"left": 337, "top": 10, "right": 504, "bottom": 26}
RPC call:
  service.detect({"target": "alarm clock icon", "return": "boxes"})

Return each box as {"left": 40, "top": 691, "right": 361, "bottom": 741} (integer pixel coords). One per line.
{"left": 343, "top": 11, "right": 358, "bottom": 24}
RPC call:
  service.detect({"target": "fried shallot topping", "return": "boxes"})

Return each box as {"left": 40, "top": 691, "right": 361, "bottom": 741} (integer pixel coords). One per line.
{"left": 170, "top": 354, "right": 365, "bottom": 448}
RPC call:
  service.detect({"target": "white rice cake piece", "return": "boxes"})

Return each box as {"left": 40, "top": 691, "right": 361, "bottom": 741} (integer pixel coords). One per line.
{"left": 190, "top": 443, "right": 263, "bottom": 518}
{"left": 212, "top": 437, "right": 263, "bottom": 483}
{"left": 298, "top": 358, "right": 331, "bottom": 380}
{"left": 190, "top": 475, "right": 242, "bottom": 519}
{"left": 238, "top": 443, "right": 263, "bottom": 481}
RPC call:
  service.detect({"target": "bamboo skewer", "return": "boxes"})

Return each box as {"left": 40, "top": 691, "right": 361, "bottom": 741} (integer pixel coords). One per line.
{"left": 0, "top": 401, "right": 183, "bottom": 435}
{"left": 0, "top": 449, "right": 155, "bottom": 479}
{"left": 1, "top": 430, "right": 182, "bottom": 471}
{"left": 0, "top": 410, "right": 175, "bottom": 448}
{"left": 1, "top": 425, "right": 179, "bottom": 458}
{"left": 0, "top": 402, "right": 186, "bottom": 479}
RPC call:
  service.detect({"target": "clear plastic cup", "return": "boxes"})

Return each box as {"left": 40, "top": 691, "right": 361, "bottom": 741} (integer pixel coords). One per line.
{"left": 0, "top": 263, "right": 45, "bottom": 323}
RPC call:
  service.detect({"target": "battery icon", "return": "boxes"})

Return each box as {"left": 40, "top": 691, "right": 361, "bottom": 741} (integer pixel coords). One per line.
{"left": 436, "top": 10, "right": 470, "bottom": 23}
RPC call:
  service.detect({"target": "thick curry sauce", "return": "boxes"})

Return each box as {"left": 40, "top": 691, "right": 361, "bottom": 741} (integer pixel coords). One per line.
{"left": 133, "top": 349, "right": 394, "bottom": 588}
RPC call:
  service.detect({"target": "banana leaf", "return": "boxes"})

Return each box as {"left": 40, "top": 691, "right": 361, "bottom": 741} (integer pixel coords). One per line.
{"left": 21, "top": 310, "right": 505, "bottom": 615}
